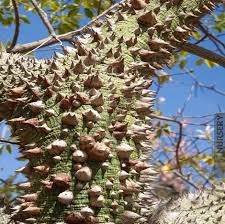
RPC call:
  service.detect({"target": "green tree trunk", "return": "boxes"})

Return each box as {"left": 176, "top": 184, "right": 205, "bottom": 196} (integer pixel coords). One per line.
{"left": 0, "top": 0, "right": 219, "bottom": 223}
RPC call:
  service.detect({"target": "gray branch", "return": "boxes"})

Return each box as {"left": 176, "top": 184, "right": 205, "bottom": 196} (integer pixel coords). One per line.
{"left": 30, "top": 0, "right": 55, "bottom": 36}
{"left": 176, "top": 42, "right": 225, "bottom": 68}
{"left": 7, "top": 0, "right": 20, "bottom": 51}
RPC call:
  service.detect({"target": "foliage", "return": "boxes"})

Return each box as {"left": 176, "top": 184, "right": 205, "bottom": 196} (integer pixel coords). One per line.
{"left": 0, "top": 0, "right": 116, "bottom": 35}
{"left": 0, "top": 174, "right": 19, "bottom": 205}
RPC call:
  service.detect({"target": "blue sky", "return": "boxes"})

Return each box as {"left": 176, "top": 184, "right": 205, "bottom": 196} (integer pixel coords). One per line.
{"left": 0, "top": 4, "right": 224, "bottom": 186}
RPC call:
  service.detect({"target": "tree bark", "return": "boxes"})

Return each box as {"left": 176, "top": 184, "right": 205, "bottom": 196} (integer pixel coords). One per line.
{"left": 0, "top": 0, "right": 220, "bottom": 223}
{"left": 176, "top": 42, "right": 225, "bottom": 68}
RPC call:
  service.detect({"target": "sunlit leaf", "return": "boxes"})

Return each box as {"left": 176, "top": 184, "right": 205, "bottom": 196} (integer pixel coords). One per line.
{"left": 179, "top": 59, "right": 187, "bottom": 69}
{"left": 84, "top": 8, "right": 94, "bottom": 18}
{"left": 5, "top": 144, "right": 12, "bottom": 154}
{"left": 192, "top": 31, "right": 202, "bottom": 40}
{"left": 155, "top": 110, "right": 163, "bottom": 116}
{"left": 205, "top": 59, "right": 218, "bottom": 68}
{"left": 195, "top": 58, "right": 203, "bottom": 66}
{"left": 180, "top": 50, "right": 187, "bottom": 58}
{"left": 0, "top": 41, "right": 6, "bottom": 52}
{"left": 155, "top": 129, "right": 162, "bottom": 138}
{"left": 20, "top": 15, "right": 30, "bottom": 24}
{"left": 194, "top": 154, "right": 214, "bottom": 165}
{"left": 158, "top": 75, "right": 170, "bottom": 84}
{"left": 161, "top": 164, "right": 172, "bottom": 172}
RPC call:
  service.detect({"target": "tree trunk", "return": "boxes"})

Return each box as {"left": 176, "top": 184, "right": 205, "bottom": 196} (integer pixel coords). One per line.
{"left": 0, "top": 0, "right": 219, "bottom": 223}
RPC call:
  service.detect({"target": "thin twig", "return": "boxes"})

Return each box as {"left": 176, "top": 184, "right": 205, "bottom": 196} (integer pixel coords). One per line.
{"left": 194, "top": 34, "right": 207, "bottom": 45}
{"left": 176, "top": 84, "right": 195, "bottom": 118}
{"left": 190, "top": 73, "right": 225, "bottom": 96}
{"left": 150, "top": 114, "right": 183, "bottom": 175}
{"left": 0, "top": 139, "right": 20, "bottom": 145}
{"left": 0, "top": 178, "right": 7, "bottom": 184}
{"left": 174, "top": 171, "right": 199, "bottom": 190}
{"left": 183, "top": 118, "right": 213, "bottom": 126}
{"left": 199, "top": 23, "right": 225, "bottom": 50}
{"left": 183, "top": 113, "right": 216, "bottom": 118}
{"left": 7, "top": 0, "right": 20, "bottom": 51}
{"left": 192, "top": 164, "right": 216, "bottom": 188}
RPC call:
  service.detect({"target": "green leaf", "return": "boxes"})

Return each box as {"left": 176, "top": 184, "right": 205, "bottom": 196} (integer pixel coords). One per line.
{"left": 163, "top": 128, "right": 171, "bottom": 135}
{"left": 155, "top": 110, "right": 162, "bottom": 115}
{"left": 180, "top": 50, "right": 187, "bottom": 58}
{"left": 5, "top": 144, "right": 12, "bottom": 154}
{"left": 205, "top": 59, "right": 218, "bottom": 68}
{"left": 192, "top": 31, "right": 201, "bottom": 40}
{"left": 158, "top": 75, "right": 170, "bottom": 84}
{"left": 5, "top": 41, "right": 11, "bottom": 49}
{"left": 214, "top": 26, "right": 223, "bottom": 32}
{"left": 0, "top": 41, "right": 6, "bottom": 52}
{"left": 48, "top": 1, "right": 61, "bottom": 11}
{"left": 1, "top": 17, "right": 14, "bottom": 26}
{"left": 84, "top": 8, "right": 94, "bottom": 18}
{"left": 23, "top": 2, "right": 34, "bottom": 11}
{"left": 195, "top": 58, "right": 203, "bottom": 66}
{"left": 20, "top": 15, "right": 30, "bottom": 24}
{"left": 179, "top": 59, "right": 187, "bottom": 69}
{"left": 155, "top": 129, "right": 162, "bottom": 138}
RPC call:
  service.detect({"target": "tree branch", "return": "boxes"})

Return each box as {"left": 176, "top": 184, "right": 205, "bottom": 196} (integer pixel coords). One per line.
{"left": 10, "top": 0, "right": 125, "bottom": 53}
{"left": 7, "top": 0, "right": 20, "bottom": 51}
{"left": 0, "top": 139, "right": 20, "bottom": 145}
{"left": 174, "top": 171, "right": 199, "bottom": 190}
{"left": 176, "top": 42, "right": 225, "bottom": 68}
{"left": 149, "top": 114, "right": 183, "bottom": 175}
{"left": 199, "top": 23, "right": 225, "bottom": 50}
{"left": 97, "top": 0, "right": 103, "bottom": 15}
{"left": 189, "top": 73, "right": 225, "bottom": 96}
{"left": 30, "top": 0, "right": 55, "bottom": 36}
{"left": 194, "top": 34, "right": 207, "bottom": 45}
{"left": 198, "top": 23, "right": 225, "bottom": 56}
{"left": 0, "top": 178, "right": 8, "bottom": 185}
{"left": 9, "top": 0, "right": 225, "bottom": 71}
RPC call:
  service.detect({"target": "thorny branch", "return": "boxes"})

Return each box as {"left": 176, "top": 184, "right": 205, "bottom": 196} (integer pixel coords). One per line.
{"left": 5, "top": 1, "right": 225, "bottom": 68}
{"left": 7, "top": 0, "right": 20, "bottom": 52}
{"left": 9, "top": 0, "right": 125, "bottom": 54}
{"left": 2, "top": 0, "right": 224, "bottom": 193}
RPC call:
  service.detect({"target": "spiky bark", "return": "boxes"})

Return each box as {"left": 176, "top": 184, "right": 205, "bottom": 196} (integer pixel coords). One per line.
{"left": 0, "top": 0, "right": 219, "bottom": 223}
{"left": 0, "top": 207, "right": 11, "bottom": 223}
{"left": 155, "top": 183, "right": 225, "bottom": 224}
